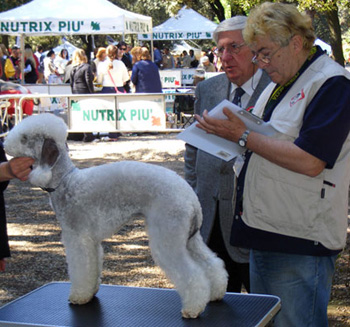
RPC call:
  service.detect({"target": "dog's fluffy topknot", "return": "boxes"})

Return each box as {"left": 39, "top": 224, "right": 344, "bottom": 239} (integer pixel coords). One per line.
{"left": 4, "top": 114, "right": 68, "bottom": 158}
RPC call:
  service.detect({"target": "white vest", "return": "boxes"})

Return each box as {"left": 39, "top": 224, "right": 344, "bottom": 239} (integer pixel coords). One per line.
{"left": 243, "top": 54, "right": 350, "bottom": 250}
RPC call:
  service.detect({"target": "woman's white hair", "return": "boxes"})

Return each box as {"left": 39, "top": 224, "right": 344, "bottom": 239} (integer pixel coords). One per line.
{"left": 213, "top": 16, "right": 247, "bottom": 44}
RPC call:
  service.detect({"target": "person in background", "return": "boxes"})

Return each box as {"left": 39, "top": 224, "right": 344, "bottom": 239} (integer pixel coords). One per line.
{"left": 91, "top": 47, "right": 106, "bottom": 79}
{"left": 34, "top": 45, "right": 43, "bottom": 62}
{"left": 195, "top": 3, "right": 350, "bottom": 325}
{"left": 162, "top": 48, "right": 175, "bottom": 69}
{"left": 54, "top": 49, "right": 69, "bottom": 79}
{"left": 97, "top": 45, "right": 129, "bottom": 94}
{"left": 34, "top": 45, "right": 45, "bottom": 83}
{"left": 63, "top": 59, "right": 73, "bottom": 84}
{"left": 0, "top": 146, "right": 34, "bottom": 272}
{"left": 70, "top": 49, "right": 94, "bottom": 94}
{"left": 153, "top": 45, "right": 163, "bottom": 68}
{"left": 197, "top": 56, "right": 216, "bottom": 72}
{"left": 125, "top": 44, "right": 133, "bottom": 64}
{"left": 182, "top": 50, "right": 191, "bottom": 68}
{"left": 9, "top": 45, "right": 20, "bottom": 81}
{"left": 117, "top": 42, "right": 132, "bottom": 71}
{"left": 184, "top": 16, "right": 270, "bottom": 294}
{"left": 130, "top": 46, "right": 162, "bottom": 93}
{"left": 0, "top": 47, "right": 7, "bottom": 80}
{"left": 23, "top": 47, "right": 38, "bottom": 84}
{"left": 0, "top": 44, "right": 15, "bottom": 81}
{"left": 70, "top": 48, "right": 95, "bottom": 142}
{"left": 43, "top": 50, "right": 59, "bottom": 83}
{"left": 116, "top": 42, "right": 132, "bottom": 93}
{"left": 189, "top": 49, "right": 199, "bottom": 68}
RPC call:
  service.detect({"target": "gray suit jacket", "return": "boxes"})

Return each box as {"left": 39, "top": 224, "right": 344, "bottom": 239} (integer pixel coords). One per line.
{"left": 184, "top": 71, "right": 271, "bottom": 263}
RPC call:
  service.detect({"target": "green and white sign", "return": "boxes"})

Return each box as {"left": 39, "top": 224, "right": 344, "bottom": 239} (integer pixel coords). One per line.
{"left": 70, "top": 97, "right": 117, "bottom": 132}
{"left": 139, "top": 31, "right": 213, "bottom": 40}
{"left": 117, "top": 95, "right": 166, "bottom": 131}
{"left": 159, "top": 70, "right": 182, "bottom": 88}
{"left": 69, "top": 95, "right": 165, "bottom": 132}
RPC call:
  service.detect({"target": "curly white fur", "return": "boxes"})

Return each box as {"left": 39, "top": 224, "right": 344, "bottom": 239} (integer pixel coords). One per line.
{"left": 4, "top": 114, "right": 228, "bottom": 319}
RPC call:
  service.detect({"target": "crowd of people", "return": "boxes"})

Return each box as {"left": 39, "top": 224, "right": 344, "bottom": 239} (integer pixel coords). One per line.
{"left": 0, "top": 40, "right": 224, "bottom": 90}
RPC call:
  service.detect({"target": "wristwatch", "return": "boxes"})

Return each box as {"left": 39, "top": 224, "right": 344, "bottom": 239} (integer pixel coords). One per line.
{"left": 238, "top": 130, "right": 250, "bottom": 147}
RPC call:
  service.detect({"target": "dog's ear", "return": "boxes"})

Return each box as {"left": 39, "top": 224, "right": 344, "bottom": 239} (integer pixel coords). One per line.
{"left": 41, "top": 138, "right": 60, "bottom": 167}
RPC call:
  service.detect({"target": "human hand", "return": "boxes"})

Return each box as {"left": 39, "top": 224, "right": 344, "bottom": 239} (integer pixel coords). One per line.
{"left": 8, "top": 157, "right": 34, "bottom": 181}
{"left": 195, "top": 107, "right": 247, "bottom": 143}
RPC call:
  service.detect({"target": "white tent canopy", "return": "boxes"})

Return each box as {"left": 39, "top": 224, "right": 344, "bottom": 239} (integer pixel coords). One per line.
{"left": 0, "top": 0, "right": 152, "bottom": 36}
{"left": 43, "top": 40, "right": 78, "bottom": 58}
{"left": 139, "top": 6, "right": 217, "bottom": 41}
{"left": 315, "top": 38, "right": 332, "bottom": 55}
{"left": 170, "top": 41, "right": 201, "bottom": 57}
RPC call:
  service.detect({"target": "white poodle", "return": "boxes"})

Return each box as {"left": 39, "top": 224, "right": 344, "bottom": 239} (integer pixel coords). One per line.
{"left": 4, "top": 114, "right": 228, "bottom": 319}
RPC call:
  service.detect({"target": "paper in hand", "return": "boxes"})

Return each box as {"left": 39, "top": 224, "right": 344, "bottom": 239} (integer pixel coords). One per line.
{"left": 177, "top": 99, "right": 276, "bottom": 162}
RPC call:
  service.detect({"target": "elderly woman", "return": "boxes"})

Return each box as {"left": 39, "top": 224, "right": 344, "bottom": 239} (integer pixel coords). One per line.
{"left": 130, "top": 47, "right": 162, "bottom": 93}
{"left": 195, "top": 3, "right": 350, "bottom": 326}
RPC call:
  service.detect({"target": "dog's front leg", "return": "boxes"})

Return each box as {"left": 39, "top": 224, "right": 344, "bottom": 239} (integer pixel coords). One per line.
{"left": 62, "top": 234, "right": 103, "bottom": 304}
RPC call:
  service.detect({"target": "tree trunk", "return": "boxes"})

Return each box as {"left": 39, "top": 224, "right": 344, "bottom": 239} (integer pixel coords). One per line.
{"left": 208, "top": 0, "right": 226, "bottom": 22}
{"left": 325, "top": 5, "right": 344, "bottom": 66}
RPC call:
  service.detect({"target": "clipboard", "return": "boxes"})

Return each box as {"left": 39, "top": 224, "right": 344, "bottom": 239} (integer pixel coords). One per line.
{"left": 177, "top": 99, "right": 276, "bottom": 162}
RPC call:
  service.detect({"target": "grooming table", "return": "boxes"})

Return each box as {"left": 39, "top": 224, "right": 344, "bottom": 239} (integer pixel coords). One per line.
{"left": 0, "top": 282, "right": 280, "bottom": 327}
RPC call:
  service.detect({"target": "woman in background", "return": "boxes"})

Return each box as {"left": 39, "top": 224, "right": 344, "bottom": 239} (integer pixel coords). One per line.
{"left": 130, "top": 47, "right": 162, "bottom": 93}
{"left": 91, "top": 47, "right": 106, "bottom": 79}
{"left": 54, "top": 49, "right": 69, "bottom": 79}
{"left": 97, "top": 45, "right": 129, "bottom": 94}
{"left": 69, "top": 49, "right": 94, "bottom": 142}
{"left": 23, "top": 47, "right": 38, "bottom": 84}
{"left": 70, "top": 49, "right": 94, "bottom": 94}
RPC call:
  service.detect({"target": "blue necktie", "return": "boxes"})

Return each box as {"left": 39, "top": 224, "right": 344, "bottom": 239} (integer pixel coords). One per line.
{"left": 232, "top": 87, "right": 245, "bottom": 107}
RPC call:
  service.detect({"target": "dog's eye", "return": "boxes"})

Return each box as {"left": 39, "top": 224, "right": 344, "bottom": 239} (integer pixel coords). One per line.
{"left": 20, "top": 135, "right": 28, "bottom": 145}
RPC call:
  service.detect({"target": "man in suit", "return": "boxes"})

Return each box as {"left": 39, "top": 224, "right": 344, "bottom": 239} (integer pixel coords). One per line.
{"left": 184, "top": 16, "right": 270, "bottom": 293}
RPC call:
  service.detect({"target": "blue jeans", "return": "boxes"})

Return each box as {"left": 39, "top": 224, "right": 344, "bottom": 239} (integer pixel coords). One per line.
{"left": 250, "top": 250, "right": 337, "bottom": 327}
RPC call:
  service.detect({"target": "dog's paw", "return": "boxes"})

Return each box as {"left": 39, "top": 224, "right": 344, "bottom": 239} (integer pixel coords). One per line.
{"left": 69, "top": 293, "right": 94, "bottom": 305}
{"left": 209, "top": 286, "right": 226, "bottom": 302}
{"left": 181, "top": 308, "right": 203, "bottom": 319}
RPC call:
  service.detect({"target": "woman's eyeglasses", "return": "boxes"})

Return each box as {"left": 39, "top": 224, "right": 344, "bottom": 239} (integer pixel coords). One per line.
{"left": 251, "top": 46, "right": 283, "bottom": 65}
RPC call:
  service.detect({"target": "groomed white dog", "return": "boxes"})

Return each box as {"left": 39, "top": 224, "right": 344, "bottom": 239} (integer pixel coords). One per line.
{"left": 4, "top": 114, "right": 228, "bottom": 319}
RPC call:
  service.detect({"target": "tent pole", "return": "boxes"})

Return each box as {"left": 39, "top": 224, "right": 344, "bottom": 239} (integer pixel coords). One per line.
{"left": 150, "top": 16, "right": 154, "bottom": 62}
{"left": 20, "top": 34, "right": 25, "bottom": 84}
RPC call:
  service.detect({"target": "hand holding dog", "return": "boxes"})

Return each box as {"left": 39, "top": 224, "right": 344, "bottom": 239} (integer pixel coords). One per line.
{"left": 0, "top": 157, "right": 34, "bottom": 182}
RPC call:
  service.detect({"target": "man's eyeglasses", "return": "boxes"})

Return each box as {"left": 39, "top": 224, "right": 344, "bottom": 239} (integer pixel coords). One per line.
{"left": 121, "top": 48, "right": 127, "bottom": 51}
{"left": 217, "top": 42, "right": 246, "bottom": 58}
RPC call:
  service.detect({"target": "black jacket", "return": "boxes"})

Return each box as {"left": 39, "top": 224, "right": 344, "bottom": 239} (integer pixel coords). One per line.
{"left": 70, "top": 63, "right": 94, "bottom": 94}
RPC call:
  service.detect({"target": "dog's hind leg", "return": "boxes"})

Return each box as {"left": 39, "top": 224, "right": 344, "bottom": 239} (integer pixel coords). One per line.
{"left": 62, "top": 234, "right": 103, "bottom": 305}
{"left": 147, "top": 226, "right": 211, "bottom": 319}
{"left": 187, "top": 231, "right": 228, "bottom": 302}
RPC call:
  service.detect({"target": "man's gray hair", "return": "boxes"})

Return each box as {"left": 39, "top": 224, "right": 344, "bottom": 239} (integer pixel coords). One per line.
{"left": 213, "top": 16, "right": 247, "bottom": 44}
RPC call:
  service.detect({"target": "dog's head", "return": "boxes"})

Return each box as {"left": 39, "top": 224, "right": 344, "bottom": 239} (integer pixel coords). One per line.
{"left": 4, "top": 114, "right": 68, "bottom": 188}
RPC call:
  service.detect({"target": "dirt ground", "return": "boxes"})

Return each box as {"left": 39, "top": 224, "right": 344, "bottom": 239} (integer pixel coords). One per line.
{"left": 0, "top": 133, "right": 349, "bottom": 326}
